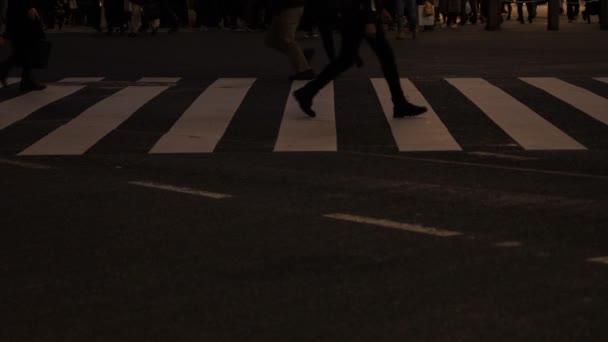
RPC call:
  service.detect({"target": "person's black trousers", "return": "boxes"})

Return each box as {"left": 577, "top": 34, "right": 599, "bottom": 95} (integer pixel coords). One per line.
{"left": 303, "top": 14, "right": 407, "bottom": 106}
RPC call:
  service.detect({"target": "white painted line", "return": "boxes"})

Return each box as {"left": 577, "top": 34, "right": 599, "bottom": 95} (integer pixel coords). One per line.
{"left": 129, "top": 181, "right": 232, "bottom": 199}
{"left": 137, "top": 77, "right": 181, "bottom": 83}
{"left": 493, "top": 241, "right": 522, "bottom": 248}
{"left": 588, "top": 256, "right": 608, "bottom": 265}
{"left": 150, "top": 78, "right": 255, "bottom": 154}
{"left": 6, "top": 77, "right": 20, "bottom": 86}
{"left": 274, "top": 81, "right": 337, "bottom": 152}
{"left": 371, "top": 78, "right": 461, "bottom": 151}
{"left": 0, "top": 85, "right": 85, "bottom": 131}
{"left": 58, "top": 77, "right": 105, "bottom": 83}
{"left": 344, "top": 151, "right": 608, "bottom": 181}
{"left": 447, "top": 78, "right": 586, "bottom": 151}
{"left": 20, "top": 86, "right": 168, "bottom": 155}
{"left": 521, "top": 78, "right": 608, "bottom": 126}
{"left": 323, "top": 213, "right": 463, "bottom": 237}
{"left": 0, "top": 158, "right": 51, "bottom": 170}
{"left": 593, "top": 78, "right": 608, "bottom": 85}
{"left": 468, "top": 152, "right": 538, "bottom": 161}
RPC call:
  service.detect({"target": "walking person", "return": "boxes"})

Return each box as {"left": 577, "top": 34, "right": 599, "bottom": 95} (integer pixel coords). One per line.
{"left": 293, "top": 0, "right": 427, "bottom": 118}
{"left": 127, "top": 0, "right": 143, "bottom": 37}
{"left": 565, "top": 0, "right": 580, "bottom": 22}
{"left": 515, "top": 0, "right": 536, "bottom": 23}
{"left": 0, "top": 0, "right": 47, "bottom": 91}
{"left": 265, "top": 0, "right": 314, "bottom": 80}
{"left": 395, "top": 0, "right": 419, "bottom": 39}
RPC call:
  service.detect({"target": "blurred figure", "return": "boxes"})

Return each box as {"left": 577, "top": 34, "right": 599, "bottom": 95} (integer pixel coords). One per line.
{"left": 395, "top": 0, "right": 419, "bottom": 39}
{"left": 440, "top": 0, "right": 461, "bottom": 27}
{"left": 516, "top": 0, "right": 536, "bottom": 23}
{"left": 566, "top": 0, "right": 580, "bottom": 22}
{"left": 0, "top": 0, "right": 47, "bottom": 91}
{"left": 265, "top": 0, "right": 314, "bottom": 80}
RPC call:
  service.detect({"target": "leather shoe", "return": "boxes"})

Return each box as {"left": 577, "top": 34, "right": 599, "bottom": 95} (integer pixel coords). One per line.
{"left": 393, "top": 102, "right": 427, "bottom": 118}
{"left": 294, "top": 88, "right": 316, "bottom": 117}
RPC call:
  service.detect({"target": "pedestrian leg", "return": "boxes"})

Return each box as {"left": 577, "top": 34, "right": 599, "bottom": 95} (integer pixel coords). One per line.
{"left": 364, "top": 20, "right": 427, "bottom": 117}
{"left": 265, "top": 7, "right": 312, "bottom": 79}
{"left": 293, "top": 18, "right": 364, "bottom": 116}
{"left": 128, "top": 4, "right": 142, "bottom": 36}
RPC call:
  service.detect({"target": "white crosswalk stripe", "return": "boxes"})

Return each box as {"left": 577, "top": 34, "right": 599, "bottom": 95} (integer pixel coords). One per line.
{"left": 20, "top": 86, "right": 168, "bottom": 155}
{"left": 1, "top": 76, "right": 606, "bottom": 155}
{"left": 594, "top": 78, "right": 608, "bottom": 85}
{"left": 58, "top": 77, "right": 105, "bottom": 83}
{"left": 447, "top": 78, "right": 586, "bottom": 150}
{"left": 5, "top": 78, "right": 21, "bottom": 86}
{"left": 274, "top": 81, "right": 337, "bottom": 152}
{"left": 137, "top": 77, "right": 182, "bottom": 83}
{"left": 0, "top": 85, "right": 85, "bottom": 131}
{"left": 521, "top": 77, "right": 608, "bottom": 126}
{"left": 372, "top": 78, "right": 461, "bottom": 152}
{"left": 151, "top": 78, "right": 255, "bottom": 154}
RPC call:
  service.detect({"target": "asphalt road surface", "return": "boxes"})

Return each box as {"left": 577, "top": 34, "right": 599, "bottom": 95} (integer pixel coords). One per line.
{"left": 1, "top": 21, "right": 608, "bottom": 341}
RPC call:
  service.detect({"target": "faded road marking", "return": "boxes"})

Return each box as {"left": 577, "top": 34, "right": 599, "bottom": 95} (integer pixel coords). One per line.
{"left": 0, "top": 158, "right": 51, "bottom": 170}
{"left": 493, "top": 241, "right": 523, "bottom": 248}
{"left": 323, "top": 213, "right": 462, "bottom": 237}
{"left": 345, "top": 151, "right": 608, "bottom": 181}
{"left": 588, "top": 256, "right": 608, "bottom": 265}
{"left": 468, "top": 152, "right": 537, "bottom": 161}
{"left": 129, "top": 181, "right": 232, "bottom": 199}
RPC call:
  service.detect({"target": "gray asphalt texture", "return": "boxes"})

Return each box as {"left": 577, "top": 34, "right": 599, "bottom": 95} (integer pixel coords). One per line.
{"left": 2, "top": 19, "right": 608, "bottom": 341}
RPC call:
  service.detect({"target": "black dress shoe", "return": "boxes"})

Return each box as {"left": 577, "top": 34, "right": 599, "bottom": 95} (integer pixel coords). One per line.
{"left": 294, "top": 88, "right": 316, "bottom": 117}
{"left": 393, "top": 102, "right": 427, "bottom": 118}
{"left": 289, "top": 69, "right": 315, "bottom": 81}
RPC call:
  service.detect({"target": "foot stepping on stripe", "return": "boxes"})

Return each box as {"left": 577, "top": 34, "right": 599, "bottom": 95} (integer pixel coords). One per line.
{"left": 274, "top": 81, "right": 337, "bottom": 152}
{"left": 372, "top": 78, "right": 461, "bottom": 152}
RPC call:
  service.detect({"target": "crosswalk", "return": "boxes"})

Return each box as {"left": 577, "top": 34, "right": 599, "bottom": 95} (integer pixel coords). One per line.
{"left": 0, "top": 76, "right": 607, "bottom": 156}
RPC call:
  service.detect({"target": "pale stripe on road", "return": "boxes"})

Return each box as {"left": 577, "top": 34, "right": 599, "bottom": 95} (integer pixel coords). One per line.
{"left": 371, "top": 78, "right": 461, "bottom": 151}
{"left": 468, "top": 152, "right": 537, "bottom": 161}
{"left": 150, "top": 78, "right": 255, "bottom": 154}
{"left": 20, "top": 86, "right": 168, "bottom": 155}
{"left": 493, "top": 241, "right": 522, "bottom": 248}
{"left": 448, "top": 78, "right": 586, "bottom": 150}
{"left": 59, "top": 77, "right": 105, "bottom": 83}
{"left": 0, "top": 158, "right": 51, "bottom": 170}
{"left": 593, "top": 77, "right": 608, "bottom": 85}
{"left": 521, "top": 77, "right": 608, "bottom": 126}
{"left": 588, "top": 256, "right": 608, "bottom": 265}
{"left": 323, "top": 213, "right": 463, "bottom": 237}
{"left": 129, "top": 181, "right": 232, "bottom": 199}
{"left": 0, "top": 85, "right": 85, "bottom": 131}
{"left": 5, "top": 77, "right": 20, "bottom": 86}
{"left": 138, "top": 77, "right": 182, "bottom": 83}
{"left": 274, "top": 81, "right": 337, "bottom": 152}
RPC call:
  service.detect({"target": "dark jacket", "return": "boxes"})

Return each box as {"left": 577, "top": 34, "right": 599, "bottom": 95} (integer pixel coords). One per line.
{"left": 5, "top": 0, "right": 44, "bottom": 42}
